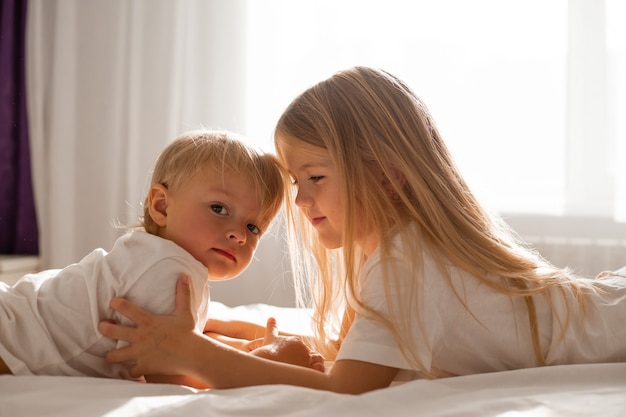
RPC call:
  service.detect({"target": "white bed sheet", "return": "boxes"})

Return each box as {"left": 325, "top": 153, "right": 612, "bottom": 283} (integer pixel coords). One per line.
{"left": 1, "top": 303, "right": 625, "bottom": 417}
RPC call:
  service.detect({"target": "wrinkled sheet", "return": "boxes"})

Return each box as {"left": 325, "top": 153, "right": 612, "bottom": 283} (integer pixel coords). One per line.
{"left": 1, "top": 303, "right": 625, "bottom": 417}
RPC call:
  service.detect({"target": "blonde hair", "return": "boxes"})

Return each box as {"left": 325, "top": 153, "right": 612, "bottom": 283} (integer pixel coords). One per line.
{"left": 275, "top": 67, "right": 590, "bottom": 375}
{"left": 142, "top": 129, "right": 287, "bottom": 235}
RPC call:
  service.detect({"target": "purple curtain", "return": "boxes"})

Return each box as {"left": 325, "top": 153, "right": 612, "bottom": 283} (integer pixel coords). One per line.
{"left": 0, "top": 0, "right": 38, "bottom": 255}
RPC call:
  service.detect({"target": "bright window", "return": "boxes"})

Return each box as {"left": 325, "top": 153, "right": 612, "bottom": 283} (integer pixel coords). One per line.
{"left": 245, "top": 0, "right": 624, "bottom": 221}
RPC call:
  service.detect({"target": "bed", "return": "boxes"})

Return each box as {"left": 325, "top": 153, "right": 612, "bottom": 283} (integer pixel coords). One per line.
{"left": 1, "top": 302, "right": 625, "bottom": 417}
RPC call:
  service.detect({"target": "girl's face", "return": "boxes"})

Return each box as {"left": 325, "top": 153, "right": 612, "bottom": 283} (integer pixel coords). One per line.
{"left": 279, "top": 136, "right": 381, "bottom": 255}
{"left": 154, "top": 166, "right": 263, "bottom": 280}
{"left": 280, "top": 140, "right": 345, "bottom": 250}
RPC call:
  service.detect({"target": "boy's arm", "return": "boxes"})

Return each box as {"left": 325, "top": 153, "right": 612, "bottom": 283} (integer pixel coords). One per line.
{"left": 145, "top": 374, "right": 210, "bottom": 389}
{"left": 204, "top": 318, "right": 305, "bottom": 340}
{"left": 203, "top": 332, "right": 253, "bottom": 351}
{"left": 204, "top": 318, "right": 268, "bottom": 340}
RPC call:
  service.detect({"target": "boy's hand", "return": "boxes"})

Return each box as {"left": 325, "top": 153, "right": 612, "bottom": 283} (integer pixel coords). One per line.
{"left": 249, "top": 318, "right": 325, "bottom": 372}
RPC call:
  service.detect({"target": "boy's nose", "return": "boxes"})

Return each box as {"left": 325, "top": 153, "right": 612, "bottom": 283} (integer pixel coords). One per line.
{"left": 228, "top": 226, "right": 247, "bottom": 245}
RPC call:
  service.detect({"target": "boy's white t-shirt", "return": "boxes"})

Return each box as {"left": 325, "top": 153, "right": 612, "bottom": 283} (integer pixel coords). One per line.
{"left": 336, "top": 232, "right": 626, "bottom": 379}
{"left": 0, "top": 230, "right": 210, "bottom": 377}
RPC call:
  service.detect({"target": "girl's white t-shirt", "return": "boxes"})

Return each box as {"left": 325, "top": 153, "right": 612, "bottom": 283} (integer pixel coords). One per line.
{"left": 0, "top": 230, "right": 210, "bottom": 378}
{"left": 336, "top": 232, "right": 626, "bottom": 379}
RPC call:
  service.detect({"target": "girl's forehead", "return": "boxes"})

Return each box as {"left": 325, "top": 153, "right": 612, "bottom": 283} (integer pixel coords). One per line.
{"left": 280, "top": 139, "right": 329, "bottom": 159}
{"left": 284, "top": 148, "right": 332, "bottom": 170}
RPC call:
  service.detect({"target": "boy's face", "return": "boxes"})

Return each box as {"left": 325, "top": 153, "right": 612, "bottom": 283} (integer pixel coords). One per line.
{"left": 157, "top": 166, "right": 264, "bottom": 280}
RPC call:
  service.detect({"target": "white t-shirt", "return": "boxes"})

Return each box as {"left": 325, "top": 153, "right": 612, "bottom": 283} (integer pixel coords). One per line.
{"left": 0, "top": 230, "right": 210, "bottom": 378}
{"left": 336, "top": 231, "right": 626, "bottom": 379}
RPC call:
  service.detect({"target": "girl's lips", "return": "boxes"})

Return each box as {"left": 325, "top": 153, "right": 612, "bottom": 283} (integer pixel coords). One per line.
{"left": 310, "top": 217, "right": 326, "bottom": 227}
{"left": 213, "top": 248, "right": 236, "bottom": 262}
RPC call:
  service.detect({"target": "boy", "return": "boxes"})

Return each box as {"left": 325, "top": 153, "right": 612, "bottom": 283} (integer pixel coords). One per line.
{"left": 0, "top": 129, "right": 321, "bottom": 387}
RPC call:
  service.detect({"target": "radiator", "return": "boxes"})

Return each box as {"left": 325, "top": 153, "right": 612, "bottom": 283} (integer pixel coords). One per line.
{"left": 525, "top": 236, "right": 626, "bottom": 277}
{"left": 503, "top": 214, "right": 626, "bottom": 278}
{"left": 0, "top": 255, "right": 40, "bottom": 286}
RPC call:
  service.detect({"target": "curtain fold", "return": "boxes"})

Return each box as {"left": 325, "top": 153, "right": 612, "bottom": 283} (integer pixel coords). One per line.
{"left": 26, "top": 0, "right": 249, "bottom": 269}
{"left": 0, "top": 0, "right": 38, "bottom": 255}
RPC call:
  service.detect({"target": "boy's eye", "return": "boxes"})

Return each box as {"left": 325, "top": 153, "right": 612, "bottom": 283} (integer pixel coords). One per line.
{"left": 210, "top": 204, "right": 228, "bottom": 215}
{"left": 247, "top": 224, "right": 261, "bottom": 235}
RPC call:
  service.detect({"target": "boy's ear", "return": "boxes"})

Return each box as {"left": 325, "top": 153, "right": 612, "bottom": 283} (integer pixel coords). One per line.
{"left": 148, "top": 184, "right": 169, "bottom": 227}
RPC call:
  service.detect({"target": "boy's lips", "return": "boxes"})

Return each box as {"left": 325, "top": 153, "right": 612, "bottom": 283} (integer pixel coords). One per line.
{"left": 213, "top": 248, "right": 236, "bottom": 261}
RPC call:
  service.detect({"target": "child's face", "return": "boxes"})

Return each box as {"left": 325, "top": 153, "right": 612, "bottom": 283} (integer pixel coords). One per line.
{"left": 280, "top": 141, "right": 345, "bottom": 250}
{"left": 158, "top": 166, "right": 264, "bottom": 280}
{"left": 280, "top": 137, "right": 380, "bottom": 255}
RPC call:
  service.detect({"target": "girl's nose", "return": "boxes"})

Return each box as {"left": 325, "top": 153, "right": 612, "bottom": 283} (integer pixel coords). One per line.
{"left": 294, "top": 188, "right": 311, "bottom": 208}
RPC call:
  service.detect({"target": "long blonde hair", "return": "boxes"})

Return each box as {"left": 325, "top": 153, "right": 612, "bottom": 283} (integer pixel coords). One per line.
{"left": 142, "top": 129, "right": 287, "bottom": 236}
{"left": 275, "top": 67, "right": 589, "bottom": 375}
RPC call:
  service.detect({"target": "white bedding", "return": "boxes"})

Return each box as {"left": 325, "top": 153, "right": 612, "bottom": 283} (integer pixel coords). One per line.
{"left": 1, "top": 303, "right": 625, "bottom": 417}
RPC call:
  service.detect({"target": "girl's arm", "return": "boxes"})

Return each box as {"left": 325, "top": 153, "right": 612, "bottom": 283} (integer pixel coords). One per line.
{"left": 98, "top": 276, "right": 398, "bottom": 394}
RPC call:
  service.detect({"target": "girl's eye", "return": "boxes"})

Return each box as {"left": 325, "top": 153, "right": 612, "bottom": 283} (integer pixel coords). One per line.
{"left": 290, "top": 175, "right": 324, "bottom": 186}
{"left": 210, "top": 204, "right": 228, "bottom": 215}
{"left": 247, "top": 224, "right": 261, "bottom": 235}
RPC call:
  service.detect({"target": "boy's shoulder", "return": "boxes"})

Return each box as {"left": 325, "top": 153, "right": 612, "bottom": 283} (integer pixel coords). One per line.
{"left": 112, "top": 230, "right": 190, "bottom": 259}
{"left": 106, "top": 230, "right": 206, "bottom": 284}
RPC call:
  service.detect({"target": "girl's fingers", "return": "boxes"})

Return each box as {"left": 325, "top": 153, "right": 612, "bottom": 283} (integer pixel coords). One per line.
{"left": 109, "top": 297, "right": 152, "bottom": 326}
{"left": 98, "top": 320, "right": 136, "bottom": 342}
{"left": 104, "top": 344, "right": 135, "bottom": 364}
{"left": 174, "top": 274, "right": 194, "bottom": 317}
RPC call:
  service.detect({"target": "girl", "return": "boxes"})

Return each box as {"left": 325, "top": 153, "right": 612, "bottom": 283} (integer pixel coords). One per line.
{"left": 99, "top": 67, "right": 626, "bottom": 394}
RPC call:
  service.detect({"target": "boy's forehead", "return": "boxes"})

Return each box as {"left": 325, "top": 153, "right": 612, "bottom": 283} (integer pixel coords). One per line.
{"left": 199, "top": 165, "right": 253, "bottom": 185}
{"left": 199, "top": 164, "right": 241, "bottom": 180}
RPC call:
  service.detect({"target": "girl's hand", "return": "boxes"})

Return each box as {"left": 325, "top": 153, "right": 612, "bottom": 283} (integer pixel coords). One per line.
{"left": 98, "top": 275, "right": 199, "bottom": 378}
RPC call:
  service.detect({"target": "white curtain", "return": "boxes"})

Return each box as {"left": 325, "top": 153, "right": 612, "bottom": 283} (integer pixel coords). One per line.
{"left": 27, "top": 0, "right": 248, "bottom": 269}
{"left": 25, "top": 0, "right": 295, "bottom": 305}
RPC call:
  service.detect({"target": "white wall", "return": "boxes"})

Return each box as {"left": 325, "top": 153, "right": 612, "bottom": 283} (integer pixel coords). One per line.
{"left": 209, "top": 219, "right": 296, "bottom": 307}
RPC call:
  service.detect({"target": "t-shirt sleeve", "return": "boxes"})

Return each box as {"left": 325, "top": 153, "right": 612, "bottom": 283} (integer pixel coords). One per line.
{"left": 335, "top": 253, "right": 434, "bottom": 371}
{"left": 336, "top": 314, "right": 417, "bottom": 370}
